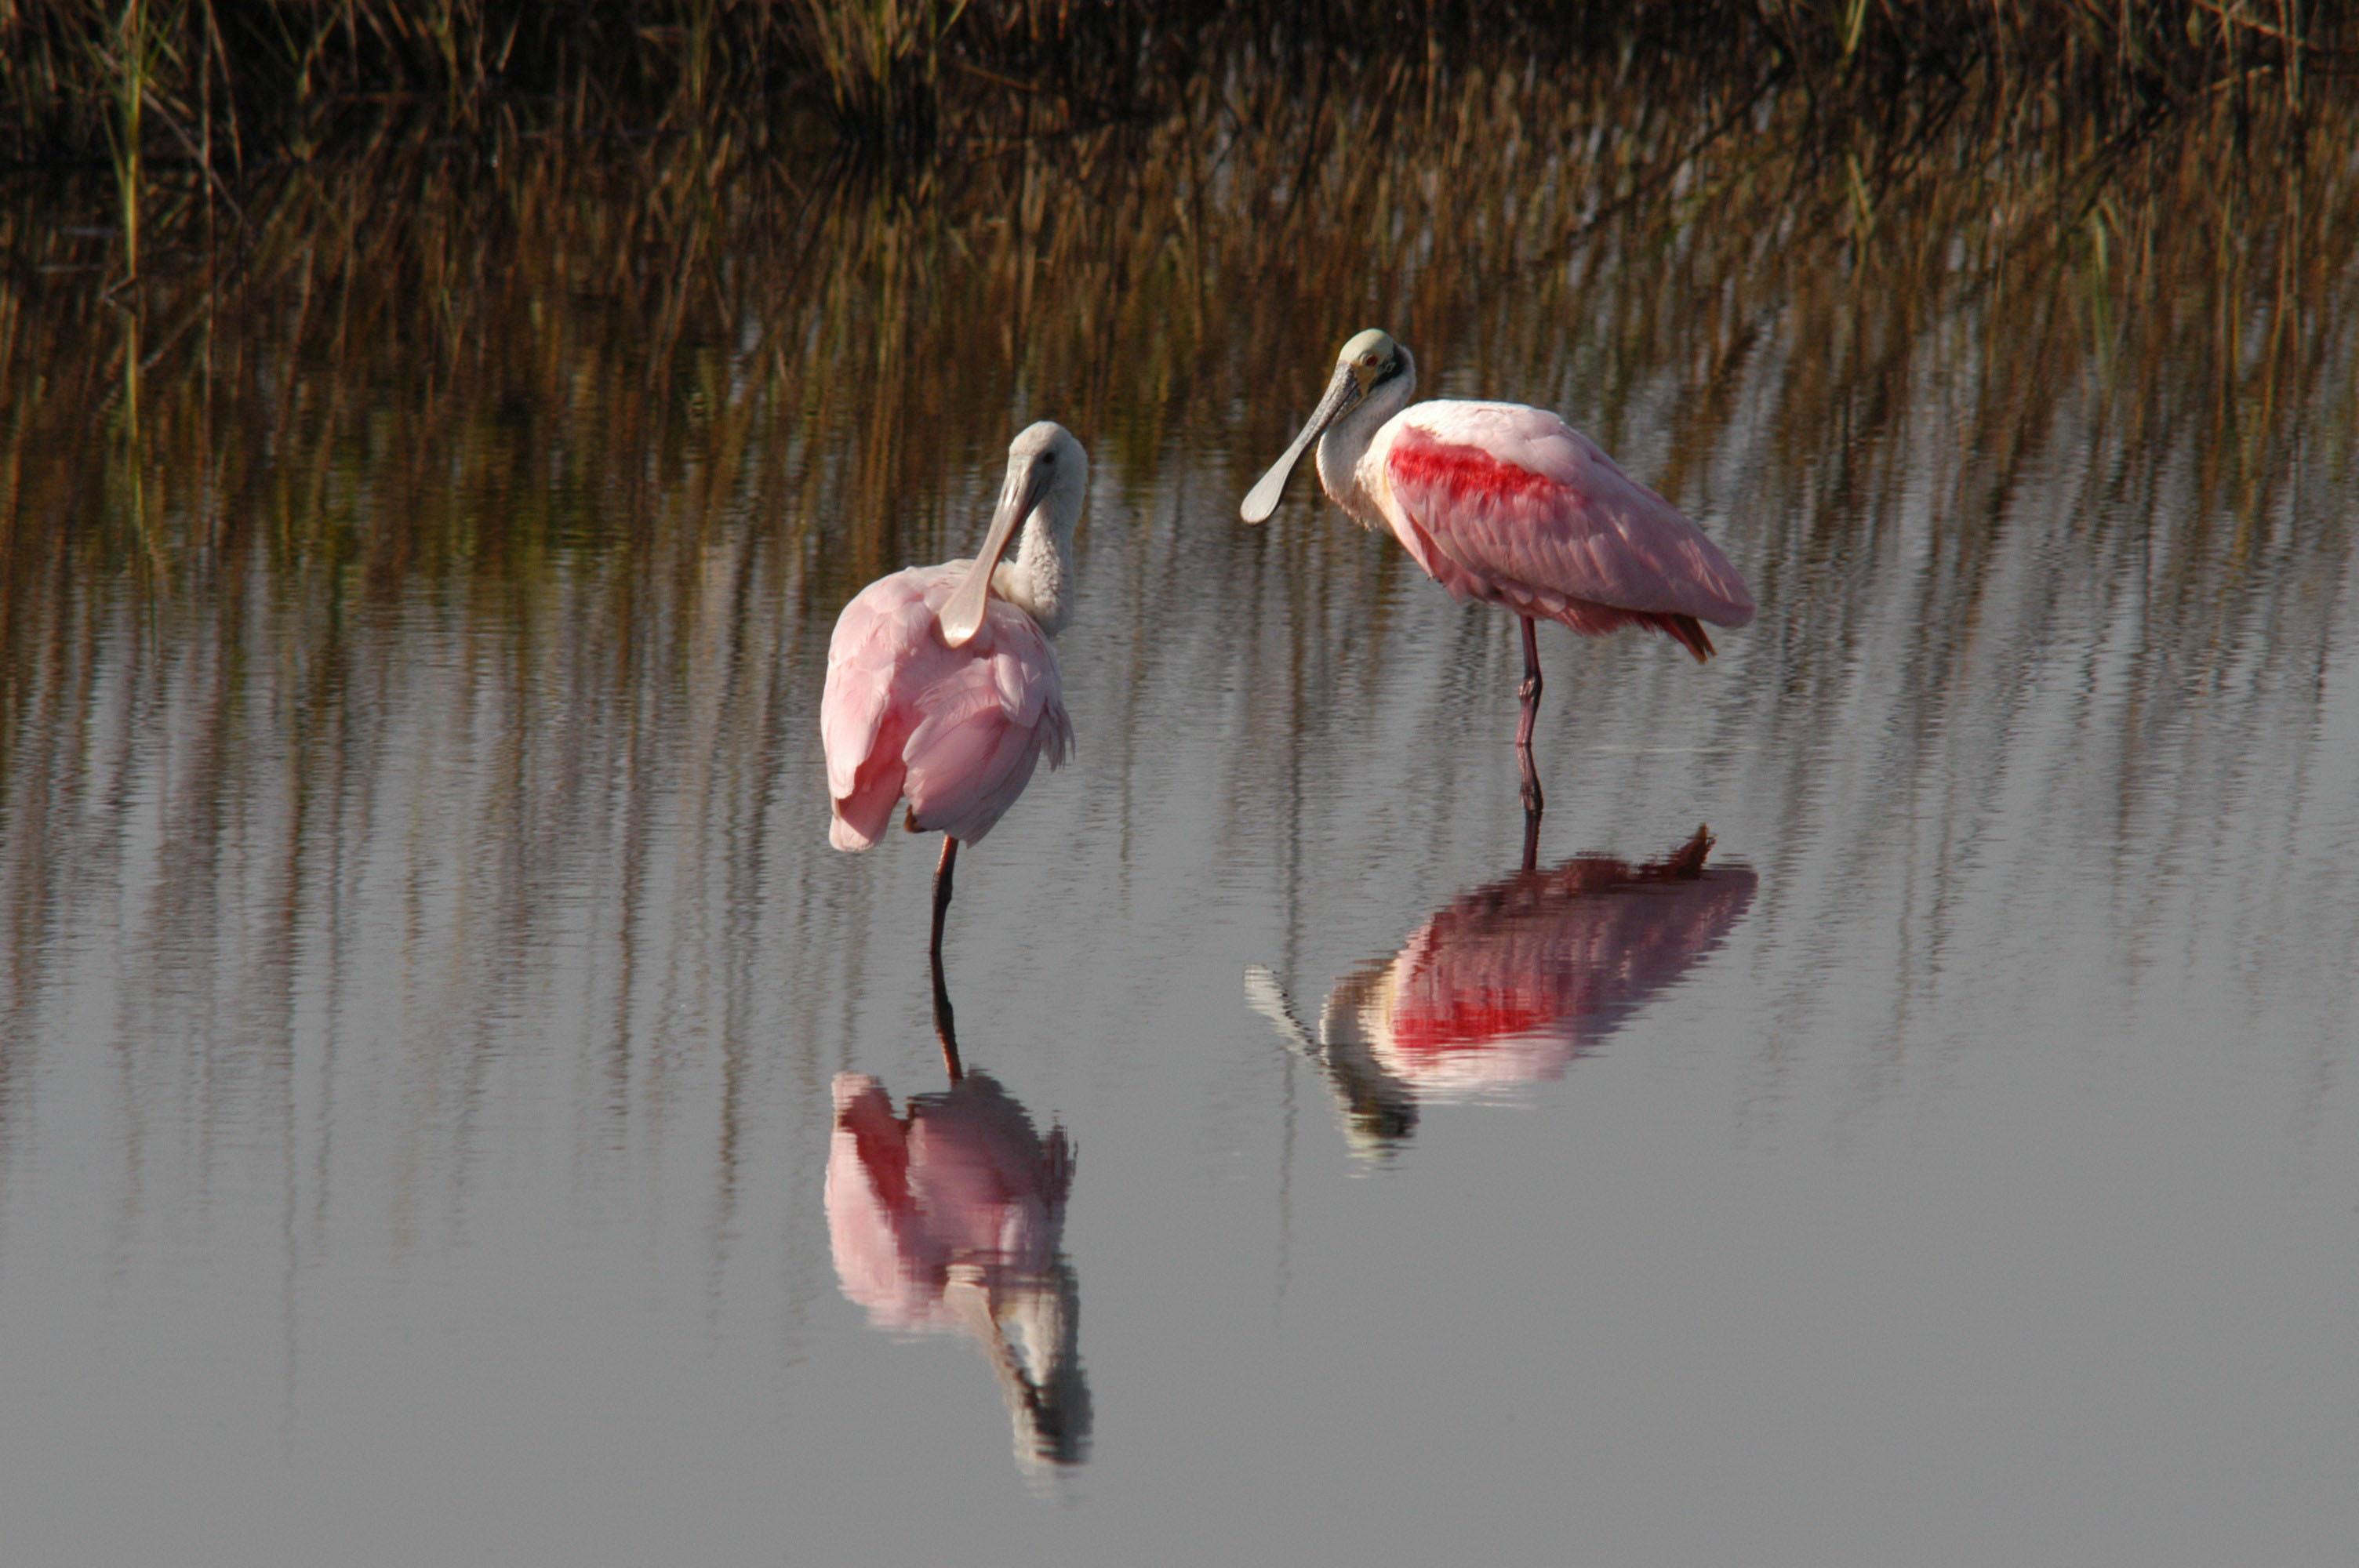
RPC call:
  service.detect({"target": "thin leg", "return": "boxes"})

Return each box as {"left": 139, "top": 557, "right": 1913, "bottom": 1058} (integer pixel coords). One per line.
{"left": 929, "top": 837, "right": 963, "bottom": 1080}
{"left": 1516, "top": 616, "right": 1546, "bottom": 824}
{"left": 929, "top": 933, "right": 964, "bottom": 1083}
{"left": 929, "top": 837, "right": 958, "bottom": 967}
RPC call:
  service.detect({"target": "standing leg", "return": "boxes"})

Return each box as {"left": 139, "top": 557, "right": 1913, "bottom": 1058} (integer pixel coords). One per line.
{"left": 930, "top": 837, "right": 959, "bottom": 967}
{"left": 929, "top": 934, "right": 964, "bottom": 1083}
{"left": 929, "top": 837, "right": 964, "bottom": 1079}
{"left": 1516, "top": 616, "right": 1546, "bottom": 826}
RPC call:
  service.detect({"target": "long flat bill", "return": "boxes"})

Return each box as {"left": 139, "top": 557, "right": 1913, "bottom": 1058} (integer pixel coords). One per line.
{"left": 1240, "top": 364, "right": 1358, "bottom": 524}
{"left": 940, "top": 460, "right": 1042, "bottom": 648}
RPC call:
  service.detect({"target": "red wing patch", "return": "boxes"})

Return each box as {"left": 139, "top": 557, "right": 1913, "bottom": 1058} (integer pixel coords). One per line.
{"left": 1390, "top": 430, "right": 1718, "bottom": 662}
{"left": 1388, "top": 430, "right": 1556, "bottom": 505}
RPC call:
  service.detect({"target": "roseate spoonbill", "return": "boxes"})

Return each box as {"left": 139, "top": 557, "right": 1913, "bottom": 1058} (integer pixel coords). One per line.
{"left": 1241, "top": 330, "right": 1754, "bottom": 819}
{"left": 1246, "top": 826, "right": 1755, "bottom": 1158}
{"left": 828, "top": 1070, "right": 1089, "bottom": 1469}
{"left": 823, "top": 421, "right": 1085, "bottom": 963}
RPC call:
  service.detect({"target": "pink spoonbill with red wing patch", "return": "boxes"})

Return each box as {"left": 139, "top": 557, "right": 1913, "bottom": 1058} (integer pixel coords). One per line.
{"left": 1241, "top": 329, "right": 1754, "bottom": 818}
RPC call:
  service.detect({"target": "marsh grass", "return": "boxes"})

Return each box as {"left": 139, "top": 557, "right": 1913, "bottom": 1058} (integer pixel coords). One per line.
{"left": 4, "top": 2, "right": 2347, "bottom": 169}
{"left": 4, "top": 51, "right": 2347, "bottom": 606}
{"left": 5, "top": 2, "right": 2346, "bottom": 290}
{"left": 97, "top": 0, "right": 158, "bottom": 281}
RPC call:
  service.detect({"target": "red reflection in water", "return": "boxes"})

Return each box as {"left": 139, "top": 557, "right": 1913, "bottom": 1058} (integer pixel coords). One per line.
{"left": 827, "top": 1071, "right": 1089, "bottom": 1468}
{"left": 1252, "top": 826, "right": 1755, "bottom": 1156}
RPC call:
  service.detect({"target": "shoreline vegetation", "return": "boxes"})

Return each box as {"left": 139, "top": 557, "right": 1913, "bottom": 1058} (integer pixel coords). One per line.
{"left": 4, "top": 3, "right": 2349, "bottom": 172}
{"left": 0, "top": 4, "right": 2348, "bottom": 305}
{"left": 2, "top": 6, "right": 2350, "bottom": 605}
{"left": 5, "top": 34, "right": 2347, "bottom": 590}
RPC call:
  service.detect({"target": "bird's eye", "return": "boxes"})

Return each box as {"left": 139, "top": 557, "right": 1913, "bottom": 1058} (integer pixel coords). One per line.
{"left": 1359, "top": 353, "right": 1379, "bottom": 368}
{"left": 1039, "top": 451, "right": 1056, "bottom": 466}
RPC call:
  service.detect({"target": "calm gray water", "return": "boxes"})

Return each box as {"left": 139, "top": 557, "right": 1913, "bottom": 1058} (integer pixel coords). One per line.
{"left": 2, "top": 91, "right": 2357, "bottom": 1563}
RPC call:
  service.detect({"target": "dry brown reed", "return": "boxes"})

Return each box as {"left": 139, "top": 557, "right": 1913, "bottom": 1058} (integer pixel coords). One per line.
{"left": 2, "top": 2, "right": 2347, "bottom": 171}
{"left": 3, "top": 50, "right": 2348, "bottom": 701}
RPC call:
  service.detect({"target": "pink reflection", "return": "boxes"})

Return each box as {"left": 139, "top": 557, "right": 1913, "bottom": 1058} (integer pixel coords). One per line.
{"left": 1250, "top": 826, "right": 1755, "bottom": 1156}
{"left": 827, "top": 1071, "right": 1089, "bottom": 1468}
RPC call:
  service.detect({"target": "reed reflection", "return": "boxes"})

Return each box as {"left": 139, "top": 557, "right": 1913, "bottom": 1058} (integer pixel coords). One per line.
{"left": 1249, "top": 828, "right": 1755, "bottom": 1160}
{"left": 825, "top": 983, "right": 1089, "bottom": 1472}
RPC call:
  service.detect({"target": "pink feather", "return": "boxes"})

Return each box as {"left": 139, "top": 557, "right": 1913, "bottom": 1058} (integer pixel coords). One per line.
{"left": 1376, "top": 401, "right": 1754, "bottom": 662}
{"left": 820, "top": 564, "right": 1071, "bottom": 851}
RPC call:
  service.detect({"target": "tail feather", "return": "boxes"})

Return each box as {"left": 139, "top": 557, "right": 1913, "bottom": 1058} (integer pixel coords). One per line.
{"left": 1653, "top": 612, "right": 1716, "bottom": 662}
{"left": 1534, "top": 593, "right": 1718, "bottom": 662}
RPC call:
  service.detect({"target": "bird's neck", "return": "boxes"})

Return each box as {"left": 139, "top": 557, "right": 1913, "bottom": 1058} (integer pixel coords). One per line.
{"left": 1317, "top": 367, "right": 1417, "bottom": 524}
{"left": 993, "top": 510, "right": 1073, "bottom": 638}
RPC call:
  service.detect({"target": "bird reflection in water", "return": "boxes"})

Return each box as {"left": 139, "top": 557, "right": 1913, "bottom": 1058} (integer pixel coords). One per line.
{"left": 1247, "top": 826, "right": 1755, "bottom": 1160}
{"left": 824, "top": 975, "right": 1090, "bottom": 1471}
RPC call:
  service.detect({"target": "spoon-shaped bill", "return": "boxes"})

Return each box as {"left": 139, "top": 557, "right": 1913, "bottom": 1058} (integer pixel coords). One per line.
{"left": 940, "top": 459, "right": 1047, "bottom": 648}
{"left": 1239, "top": 363, "right": 1363, "bottom": 524}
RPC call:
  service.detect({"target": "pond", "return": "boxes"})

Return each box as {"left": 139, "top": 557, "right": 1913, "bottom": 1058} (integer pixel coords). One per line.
{"left": 3, "top": 69, "right": 2357, "bottom": 1564}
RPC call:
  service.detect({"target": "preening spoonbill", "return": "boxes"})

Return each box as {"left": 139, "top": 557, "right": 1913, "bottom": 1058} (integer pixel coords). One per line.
{"left": 823, "top": 421, "right": 1085, "bottom": 962}
{"left": 1241, "top": 330, "right": 1754, "bottom": 819}
{"left": 1245, "top": 826, "right": 1755, "bottom": 1159}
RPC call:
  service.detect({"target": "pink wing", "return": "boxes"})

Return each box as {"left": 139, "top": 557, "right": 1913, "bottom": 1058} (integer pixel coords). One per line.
{"left": 820, "top": 565, "right": 1073, "bottom": 851}
{"left": 1376, "top": 401, "right": 1754, "bottom": 659}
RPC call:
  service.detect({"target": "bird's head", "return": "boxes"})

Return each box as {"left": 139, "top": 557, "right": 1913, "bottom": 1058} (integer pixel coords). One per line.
{"left": 1240, "top": 328, "right": 1416, "bottom": 524}
{"left": 940, "top": 420, "right": 1089, "bottom": 648}
{"left": 1338, "top": 328, "right": 1407, "bottom": 393}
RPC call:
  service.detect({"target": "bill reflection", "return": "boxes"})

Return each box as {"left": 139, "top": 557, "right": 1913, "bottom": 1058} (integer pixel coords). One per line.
{"left": 1249, "top": 827, "right": 1756, "bottom": 1160}
{"left": 826, "top": 1068, "right": 1090, "bottom": 1472}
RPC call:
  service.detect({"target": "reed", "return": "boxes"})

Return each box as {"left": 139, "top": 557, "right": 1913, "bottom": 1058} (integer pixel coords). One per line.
{"left": 96, "top": 0, "right": 156, "bottom": 282}
{"left": 2, "top": 2, "right": 2345, "bottom": 173}
{"left": 4, "top": 49, "right": 2346, "bottom": 596}
{"left": 790, "top": 0, "right": 962, "bottom": 150}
